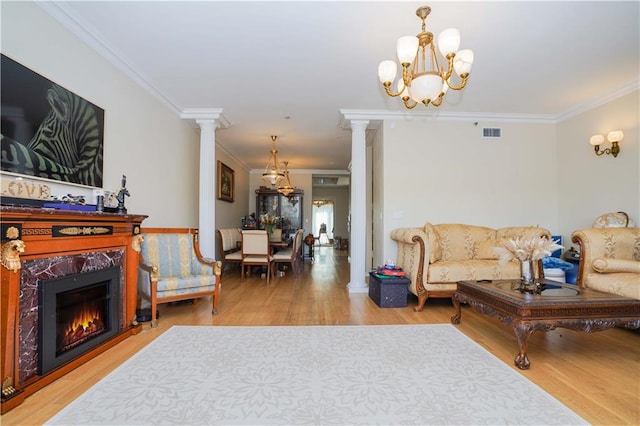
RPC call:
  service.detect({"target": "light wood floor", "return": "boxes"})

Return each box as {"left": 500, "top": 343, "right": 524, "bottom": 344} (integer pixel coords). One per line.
{"left": 3, "top": 246, "right": 639, "bottom": 425}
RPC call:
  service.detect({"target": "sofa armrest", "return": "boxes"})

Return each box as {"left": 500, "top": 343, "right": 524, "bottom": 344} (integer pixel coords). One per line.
{"left": 390, "top": 227, "right": 430, "bottom": 298}
{"left": 390, "top": 227, "right": 431, "bottom": 257}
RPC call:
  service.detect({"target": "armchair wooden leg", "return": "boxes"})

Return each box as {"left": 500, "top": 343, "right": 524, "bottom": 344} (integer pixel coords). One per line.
{"left": 151, "top": 282, "right": 159, "bottom": 327}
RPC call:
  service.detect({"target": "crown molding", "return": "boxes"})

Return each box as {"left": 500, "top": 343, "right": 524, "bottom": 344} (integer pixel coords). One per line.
{"left": 36, "top": 1, "right": 183, "bottom": 116}
{"left": 249, "top": 169, "right": 350, "bottom": 175}
{"left": 339, "top": 109, "right": 557, "bottom": 127}
{"left": 555, "top": 78, "right": 640, "bottom": 122}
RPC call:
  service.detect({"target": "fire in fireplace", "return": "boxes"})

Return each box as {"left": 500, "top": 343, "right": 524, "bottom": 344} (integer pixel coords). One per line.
{"left": 38, "top": 266, "right": 121, "bottom": 375}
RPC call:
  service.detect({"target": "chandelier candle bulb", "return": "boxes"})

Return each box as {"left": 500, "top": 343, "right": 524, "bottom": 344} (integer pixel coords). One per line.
{"left": 378, "top": 61, "right": 398, "bottom": 84}
{"left": 397, "top": 36, "right": 419, "bottom": 64}
{"left": 437, "top": 28, "right": 461, "bottom": 56}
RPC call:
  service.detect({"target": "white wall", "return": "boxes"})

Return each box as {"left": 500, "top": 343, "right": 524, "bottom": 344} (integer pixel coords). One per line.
{"left": 214, "top": 150, "right": 250, "bottom": 229}
{"left": 381, "top": 118, "right": 559, "bottom": 262}
{"left": 557, "top": 90, "right": 640, "bottom": 247}
{"left": 2, "top": 2, "right": 199, "bottom": 227}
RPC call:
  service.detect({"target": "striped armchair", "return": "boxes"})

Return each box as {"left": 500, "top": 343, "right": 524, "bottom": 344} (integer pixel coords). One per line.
{"left": 138, "top": 228, "right": 221, "bottom": 327}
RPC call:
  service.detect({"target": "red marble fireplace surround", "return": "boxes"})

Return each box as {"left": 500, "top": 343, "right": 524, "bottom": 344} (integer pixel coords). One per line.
{"left": 1, "top": 207, "right": 146, "bottom": 413}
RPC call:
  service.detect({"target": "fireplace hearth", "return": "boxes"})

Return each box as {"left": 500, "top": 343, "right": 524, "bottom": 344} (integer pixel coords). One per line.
{"left": 38, "top": 266, "right": 121, "bottom": 375}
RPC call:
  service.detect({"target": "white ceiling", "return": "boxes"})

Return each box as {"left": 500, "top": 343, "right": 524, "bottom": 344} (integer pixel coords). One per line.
{"left": 41, "top": 1, "right": 639, "bottom": 172}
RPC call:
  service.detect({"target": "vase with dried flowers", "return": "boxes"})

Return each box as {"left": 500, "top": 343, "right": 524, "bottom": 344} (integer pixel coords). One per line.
{"left": 259, "top": 213, "right": 279, "bottom": 236}
{"left": 494, "top": 236, "right": 563, "bottom": 290}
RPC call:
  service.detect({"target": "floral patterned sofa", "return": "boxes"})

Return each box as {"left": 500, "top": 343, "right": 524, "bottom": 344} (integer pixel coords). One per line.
{"left": 390, "top": 223, "right": 551, "bottom": 311}
{"left": 571, "top": 227, "right": 640, "bottom": 299}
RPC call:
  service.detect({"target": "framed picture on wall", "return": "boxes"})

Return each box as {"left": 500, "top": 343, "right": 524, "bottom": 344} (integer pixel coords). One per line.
{"left": 217, "top": 161, "right": 234, "bottom": 202}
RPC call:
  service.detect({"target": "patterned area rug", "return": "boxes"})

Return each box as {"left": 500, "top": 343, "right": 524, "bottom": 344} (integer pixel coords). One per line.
{"left": 46, "top": 324, "right": 587, "bottom": 425}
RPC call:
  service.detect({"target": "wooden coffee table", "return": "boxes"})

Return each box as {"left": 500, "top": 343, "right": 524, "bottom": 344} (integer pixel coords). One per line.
{"left": 451, "top": 280, "right": 640, "bottom": 369}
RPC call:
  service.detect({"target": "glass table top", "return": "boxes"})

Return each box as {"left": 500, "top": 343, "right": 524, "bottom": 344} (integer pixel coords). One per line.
{"left": 495, "top": 280, "right": 581, "bottom": 297}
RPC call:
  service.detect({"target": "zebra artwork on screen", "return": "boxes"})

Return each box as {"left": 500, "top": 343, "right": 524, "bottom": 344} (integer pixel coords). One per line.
{"left": 1, "top": 54, "right": 104, "bottom": 188}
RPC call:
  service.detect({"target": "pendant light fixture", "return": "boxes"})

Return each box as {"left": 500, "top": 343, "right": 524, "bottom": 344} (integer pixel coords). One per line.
{"left": 262, "top": 135, "right": 285, "bottom": 187}
{"left": 277, "top": 161, "right": 295, "bottom": 196}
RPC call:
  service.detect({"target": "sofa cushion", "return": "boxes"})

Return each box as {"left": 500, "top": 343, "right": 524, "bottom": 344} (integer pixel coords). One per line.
{"left": 496, "top": 226, "right": 550, "bottom": 240}
{"left": 475, "top": 240, "right": 500, "bottom": 260}
{"left": 423, "top": 222, "right": 442, "bottom": 263}
{"left": 592, "top": 258, "right": 640, "bottom": 274}
{"left": 433, "top": 224, "right": 496, "bottom": 261}
{"left": 427, "top": 259, "right": 519, "bottom": 282}
{"left": 157, "top": 276, "right": 217, "bottom": 294}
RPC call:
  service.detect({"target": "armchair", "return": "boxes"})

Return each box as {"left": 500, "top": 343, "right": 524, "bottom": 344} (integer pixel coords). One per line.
{"left": 571, "top": 227, "right": 640, "bottom": 299}
{"left": 137, "top": 228, "right": 221, "bottom": 327}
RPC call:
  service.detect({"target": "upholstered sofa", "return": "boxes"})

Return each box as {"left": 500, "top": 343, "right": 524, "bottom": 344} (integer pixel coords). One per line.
{"left": 571, "top": 227, "right": 640, "bottom": 300}
{"left": 390, "top": 223, "right": 551, "bottom": 311}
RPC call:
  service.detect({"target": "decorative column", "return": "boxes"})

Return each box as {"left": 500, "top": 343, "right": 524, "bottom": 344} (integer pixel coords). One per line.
{"left": 181, "top": 109, "right": 230, "bottom": 260}
{"left": 347, "top": 119, "right": 369, "bottom": 293}
{"left": 196, "top": 119, "right": 217, "bottom": 259}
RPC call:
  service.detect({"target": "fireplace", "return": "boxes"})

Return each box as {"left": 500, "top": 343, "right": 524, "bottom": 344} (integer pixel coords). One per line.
{"left": 1, "top": 206, "right": 147, "bottom": 413}
{"left": 38, "top": 266, "right": 121, "bottom": 375}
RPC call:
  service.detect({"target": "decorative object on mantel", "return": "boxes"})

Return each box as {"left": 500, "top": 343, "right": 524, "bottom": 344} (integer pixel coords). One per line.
{"left": 277, "top": 161, "right": 295, "bottom": 196}
{"left": 115, "top": 175, "right": 130, "bottom": 214}
{"left": 262, "top": 135, "right": 285, "bottom": 187}
{"left": 494, "top": 236, "right": 563, "bottom": 292}
{"left": 377, "top": 5, "right": 474, "bottom": 109}
{"left": 589, "top": 130, "right": 623, "bottom": 158}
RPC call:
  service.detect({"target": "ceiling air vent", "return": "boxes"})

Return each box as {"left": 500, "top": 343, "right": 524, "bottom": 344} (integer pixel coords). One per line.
{"left": 482, "top": 127, "right": 502, "bottom": 138}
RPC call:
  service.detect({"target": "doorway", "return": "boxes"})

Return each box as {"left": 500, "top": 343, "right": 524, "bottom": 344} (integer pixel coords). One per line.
{"left": 312, "top": 200, "right": 334, "bottom": 246}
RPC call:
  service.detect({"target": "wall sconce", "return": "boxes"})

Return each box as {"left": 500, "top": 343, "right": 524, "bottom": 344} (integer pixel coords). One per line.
{"left": 589, "top": 130, "right": 623, "bottom": 158}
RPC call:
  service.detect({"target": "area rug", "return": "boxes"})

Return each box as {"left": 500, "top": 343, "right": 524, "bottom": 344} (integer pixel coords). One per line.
{"left": 46, "top": 324, "right": 587, "bottom": 425}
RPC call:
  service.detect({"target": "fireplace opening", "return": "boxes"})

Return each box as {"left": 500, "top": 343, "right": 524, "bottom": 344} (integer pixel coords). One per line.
{"left": 38, "top": 266, "right": 121, "bottom": 375}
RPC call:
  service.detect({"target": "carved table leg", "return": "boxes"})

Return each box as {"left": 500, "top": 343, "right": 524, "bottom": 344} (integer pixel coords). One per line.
{"left": 451, "top": 294, "right": 462, "bottom": 324}
{"left": 513, "top": 322, "right": 534, "bottom": 370}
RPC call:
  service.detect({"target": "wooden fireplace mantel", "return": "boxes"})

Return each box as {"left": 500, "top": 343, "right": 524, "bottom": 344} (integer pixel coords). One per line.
{"left": 0, "top": 206, "right": 147, "bottom": 413}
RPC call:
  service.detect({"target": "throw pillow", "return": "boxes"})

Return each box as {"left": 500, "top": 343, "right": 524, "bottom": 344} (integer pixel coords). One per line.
{"left": 475, "top": 240, "right": 500, "bottom": 260}
{"left": 592, "top": 258, "right": 640, "bottom": 274}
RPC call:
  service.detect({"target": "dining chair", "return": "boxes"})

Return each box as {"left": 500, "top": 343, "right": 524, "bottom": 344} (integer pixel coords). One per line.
{"left": 271, "top": 229, "right": 305, "bottom": 278}
{"left": 270, "top": 228, "right": 283, "bottom": 242}
{"left": 241, "top": 230, "right": 271, "bottom": 284}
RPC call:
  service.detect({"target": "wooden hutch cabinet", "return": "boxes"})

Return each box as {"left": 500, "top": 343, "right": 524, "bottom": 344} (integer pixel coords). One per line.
{"left": 255, "top": 188, "right": 303, "bottom": 241}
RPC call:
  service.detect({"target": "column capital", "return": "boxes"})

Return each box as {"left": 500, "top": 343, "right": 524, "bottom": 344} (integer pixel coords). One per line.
{"left": 349, "top": 119, "right": 370, "bottom": 132}
{"left": 180, "top": 108, "right": 231, "bottom": 129}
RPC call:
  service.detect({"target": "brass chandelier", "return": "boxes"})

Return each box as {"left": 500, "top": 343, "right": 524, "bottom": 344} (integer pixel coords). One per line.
{"left": 378, "top": 5, "right": 474, "bottom": 109}
{"left": 277, "top": 161, "right": 295, "bottom": 196}
{"left": 262, "top": 135, "right": 285, "bottom": 187}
